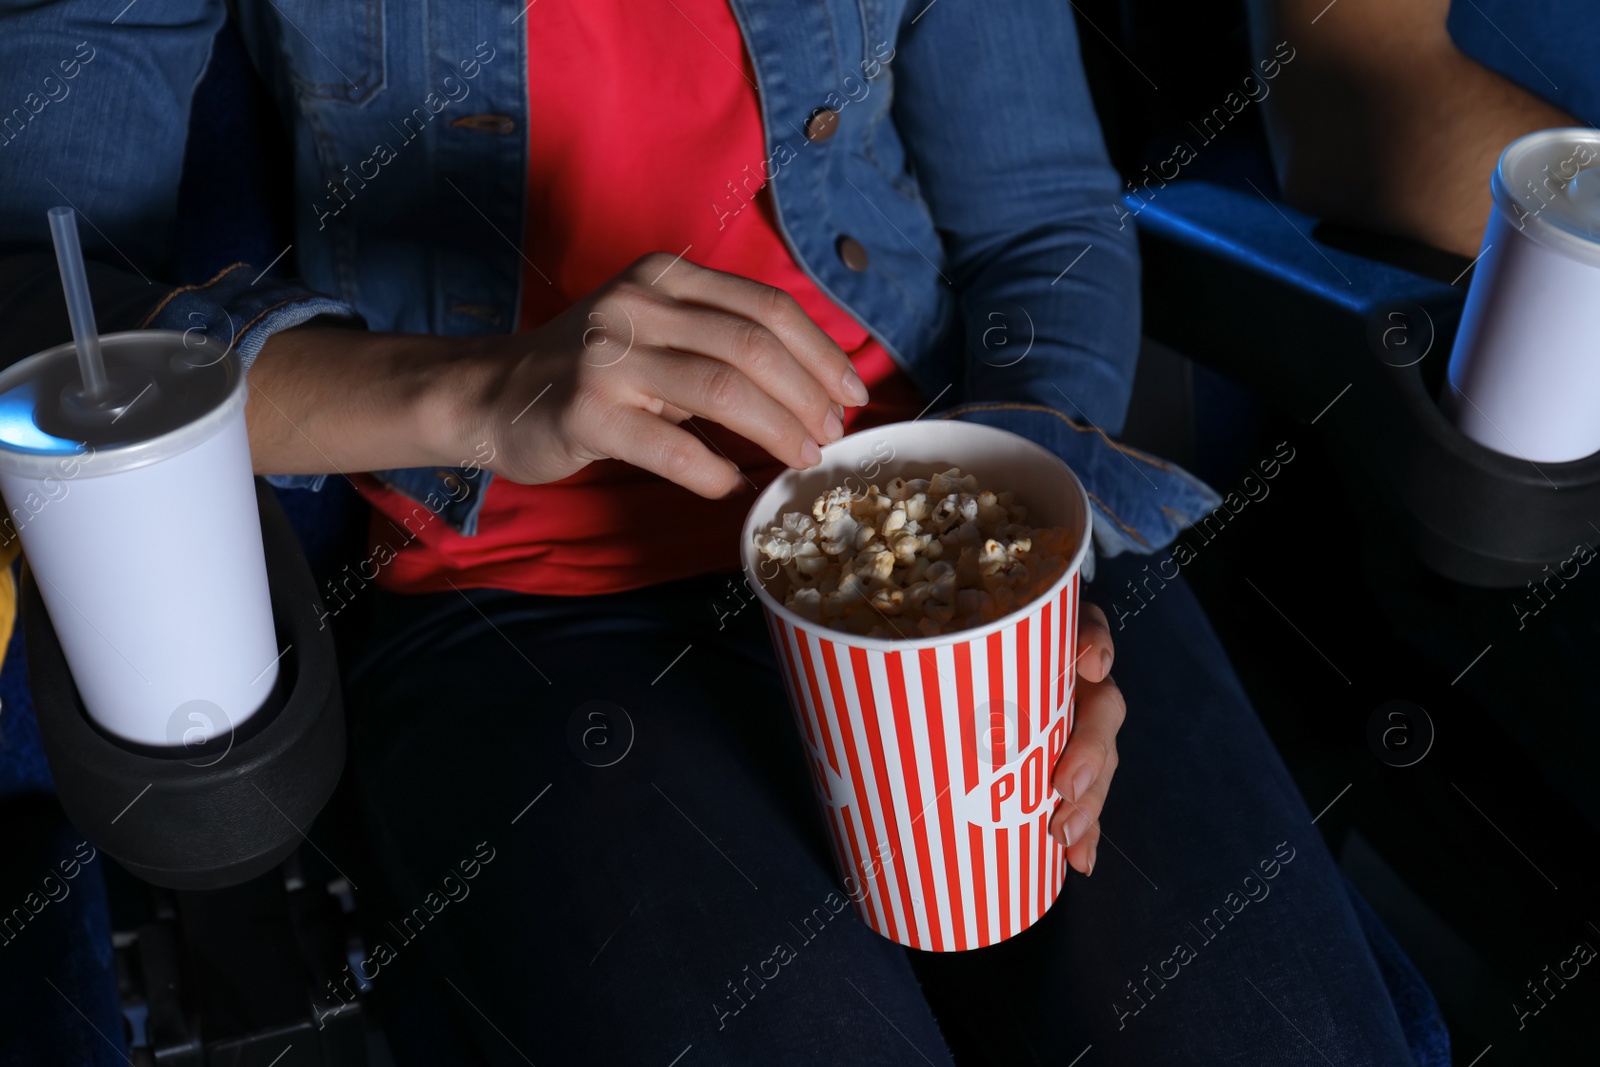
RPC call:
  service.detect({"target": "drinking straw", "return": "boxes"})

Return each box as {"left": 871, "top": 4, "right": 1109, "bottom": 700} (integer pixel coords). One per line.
{"left": 47, "top": 206, "right": 109, "bottom": 401}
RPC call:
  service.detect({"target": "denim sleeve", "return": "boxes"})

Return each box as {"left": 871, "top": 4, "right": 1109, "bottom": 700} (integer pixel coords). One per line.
{"left": 0, "top": 0, "right": 361, "bottom": 492}
{"left": 890, "top": 2, "right": 1219, "bottom": 556}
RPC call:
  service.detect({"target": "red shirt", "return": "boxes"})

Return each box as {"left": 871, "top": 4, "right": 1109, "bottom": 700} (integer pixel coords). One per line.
{"left": 359, "top": 0, "right": 923, "bottom": 596}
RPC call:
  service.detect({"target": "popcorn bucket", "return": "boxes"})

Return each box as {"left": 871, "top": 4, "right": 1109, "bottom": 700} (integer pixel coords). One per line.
{"left": 740, "top": 420, "right": 1093, "bottom": 950}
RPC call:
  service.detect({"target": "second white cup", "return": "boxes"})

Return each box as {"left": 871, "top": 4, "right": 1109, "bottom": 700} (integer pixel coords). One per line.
{"left": 1443, "top": 128, "right": 1600, "bottom": 462}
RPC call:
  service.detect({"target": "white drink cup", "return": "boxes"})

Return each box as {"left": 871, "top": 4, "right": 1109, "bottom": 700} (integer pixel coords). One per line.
{"left": 1443, "top": 128, "right": 1600, "bottom": 462}
{"left": 0, "top": 330, "right": 279, "bottom": 747}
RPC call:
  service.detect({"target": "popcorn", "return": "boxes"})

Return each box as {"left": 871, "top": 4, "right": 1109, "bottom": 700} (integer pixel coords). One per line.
{"left": 753, "top": 467, "right": 1077, "bottom": 638}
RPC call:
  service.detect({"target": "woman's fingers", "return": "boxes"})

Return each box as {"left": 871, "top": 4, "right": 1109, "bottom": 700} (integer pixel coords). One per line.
{"left": 1055, "top": 599, "right": 1121, "bottom": 874}
{"left": 597, "top": 406, "right": 744, "bottom": 499}
{"left": 1049, "top": 673, "right": 1126, "bottom": 865}
{"left": 639, "top": 254, "right": 869, "bottom": 410}
{"left": 1077, "top": 600, "right": 1114, "bottom": 683}
{"left": 1056, "top": 744, "right": 1115, "bottom": 874}
{"left": 1052, "top": 674, "right": 1126, "bottom": 808}
{"left": 1061, "top": 598, "right": 1120, "bottom": 873}
{"left": 632, "top": 347, "right": 822, "bottom": 471}
{"left": 639, "top": 302, "right": 843, "bottom": 449}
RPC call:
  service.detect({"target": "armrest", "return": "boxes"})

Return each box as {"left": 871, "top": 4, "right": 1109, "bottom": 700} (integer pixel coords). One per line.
{"left": 1131, "top": 180, "right": 1464, "bottom": 422}
{"left": 1130, "top": 179, "right": 1600, "bottom": 586}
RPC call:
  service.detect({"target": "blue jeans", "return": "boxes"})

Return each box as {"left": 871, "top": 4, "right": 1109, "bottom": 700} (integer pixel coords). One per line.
{"left": 344, "top": 553, "right": 1418, "bottom": 1065}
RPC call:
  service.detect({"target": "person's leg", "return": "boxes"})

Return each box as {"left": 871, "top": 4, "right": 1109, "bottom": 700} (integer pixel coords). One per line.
{"left": 344, "top": 576, "right": 956, "bottom": 1067}
{"left": 915, "top": 552, "right": 1417, "bottom": 1066}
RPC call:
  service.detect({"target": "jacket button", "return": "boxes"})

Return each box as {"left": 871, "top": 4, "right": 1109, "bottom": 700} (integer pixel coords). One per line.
{"left": 836, "top": 235, "right": 869, "bottom": 272}
{"left": 450, "top": 303, "right": 505, "bottom": 327}
{"left": 449, "top": 114, "right": 516, "bottom": 135}
{"left": 805, "top": 107, "right": 840, "bottom": 142}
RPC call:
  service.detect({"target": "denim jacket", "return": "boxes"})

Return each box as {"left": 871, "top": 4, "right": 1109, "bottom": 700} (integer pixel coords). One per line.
{"left": 0, "top": 0, "right": 1218, "bottom": 557}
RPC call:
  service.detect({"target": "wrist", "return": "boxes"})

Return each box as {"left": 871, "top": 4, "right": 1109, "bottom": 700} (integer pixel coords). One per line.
{"left": 248, "top": 326, "right": 505, "bottom": 475}
{"left": 399, "top": 332, "right": 509, "bottom": 469}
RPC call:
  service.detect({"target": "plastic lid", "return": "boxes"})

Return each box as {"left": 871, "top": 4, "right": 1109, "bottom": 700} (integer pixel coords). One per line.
{"left": 1493, "top": 128, "right": 1600, "bottom": 266}
{"left": 0, "top": 330, "right": 244, "bottom": 479}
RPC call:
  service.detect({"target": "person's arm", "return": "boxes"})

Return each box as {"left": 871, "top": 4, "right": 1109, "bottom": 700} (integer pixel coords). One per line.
{"left": 247, "top": 255, "right": 868, "bottom": 497}
{"left": 1248, "top": 0, "right": 1577, "bottom": 258}
{"left": 888, "top": 0, "right": 1219, "bottom": 564}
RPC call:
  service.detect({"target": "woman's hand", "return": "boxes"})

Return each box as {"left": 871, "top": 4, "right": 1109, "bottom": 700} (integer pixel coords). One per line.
{"left": 247, "top": 253, "right": 867, "bottom": 490}
{"left": 1049, "top": 601, "right": 1125, "bottom": 876}
{"left": 470, "top": 253, "right": 869, "bottom": 496}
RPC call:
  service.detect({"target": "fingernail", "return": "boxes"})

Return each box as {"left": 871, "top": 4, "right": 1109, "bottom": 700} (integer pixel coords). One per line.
{"left": 832, "top": 401, "right": 845, "bottom": 422}
{"left": 1100, "top": 648, "right": 1112, "bottom": 677}
{"left": 801, "top": 438, "right": 823, "bottom": 467}
{"left": 842, "top": 366, "right": 869, "bottom": 406}
{"left": 1070, "top": 764, "right": 1095, "bottom": 804}
{"left": 823, "top": 409, "right": 844, "bottom": 442}
{"left": 1087, "top": 842, "right": 1098, "bottom": 876}
{"left": 1066, "top": 808, "right": 1091, "bottom": 848}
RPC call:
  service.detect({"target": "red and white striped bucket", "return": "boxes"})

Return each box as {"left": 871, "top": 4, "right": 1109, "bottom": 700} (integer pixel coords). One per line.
{"left": 741, "top": 420, "right": 1093, "bottom": 950}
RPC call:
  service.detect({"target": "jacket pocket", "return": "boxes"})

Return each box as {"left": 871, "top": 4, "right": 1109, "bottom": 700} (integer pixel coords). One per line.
{"left": 271, "top": 0, "right": 385, "bottom": 104}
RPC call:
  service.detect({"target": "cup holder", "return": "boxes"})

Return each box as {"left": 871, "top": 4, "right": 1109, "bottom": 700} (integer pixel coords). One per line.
{"left": 22, "top": 480, "right": 345, "bottom": 890}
